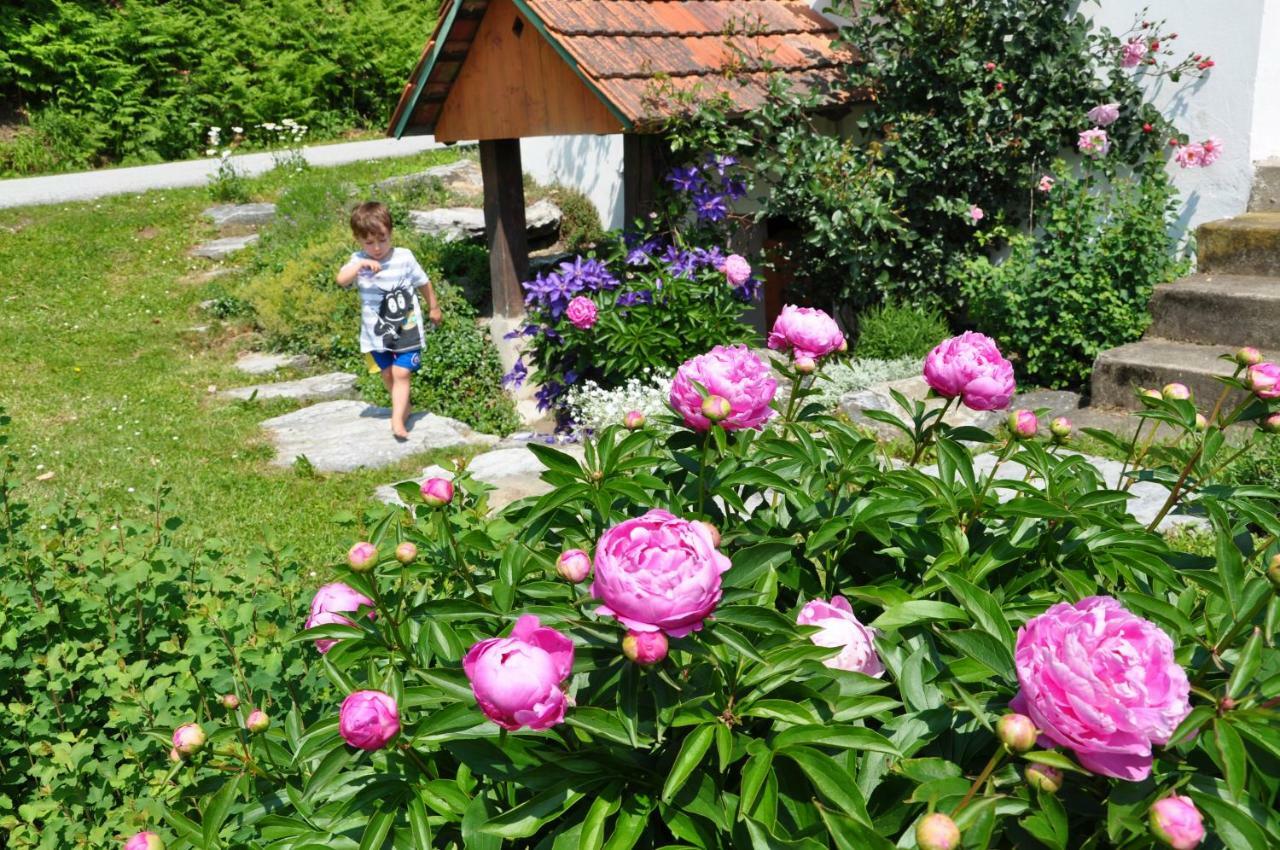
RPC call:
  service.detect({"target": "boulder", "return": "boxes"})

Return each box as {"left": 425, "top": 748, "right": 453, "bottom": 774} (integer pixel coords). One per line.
{"left": 219, "top": 373, "right": 358, "bottom": 402}
{"left": 376, "top": 443, "right": 585, "bottom": 511}
{"left": 202, "top": 203, "right": 277, "bottom": 228}
{"left": 234, "top": 352, "right": 311, "bottom": 375}
{"left": 376, "top": 159, "right": 484, "bottom": 196}
{"left": 840, "top": 375, "right": 1005, "bottom": 440}
{"left": 408, "top": 199, "right": 561, "bottom": 245}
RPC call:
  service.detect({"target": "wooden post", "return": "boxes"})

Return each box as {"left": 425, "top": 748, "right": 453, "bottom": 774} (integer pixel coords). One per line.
{"left": 480, "top": 138, "right": 528, "bottom": 316}
{"left": 623, "top": 134, "right": 662, "bottom": 228}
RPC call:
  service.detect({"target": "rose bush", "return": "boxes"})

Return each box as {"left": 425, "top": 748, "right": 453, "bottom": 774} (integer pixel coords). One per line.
{"left": 148, "top": 347, "right": 1278, "bottom": 848}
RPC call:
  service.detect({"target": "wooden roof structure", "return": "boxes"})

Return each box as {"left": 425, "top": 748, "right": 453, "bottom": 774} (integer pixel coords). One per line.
{"left": 388, "top": 0, "right": 858, "bottom": 142}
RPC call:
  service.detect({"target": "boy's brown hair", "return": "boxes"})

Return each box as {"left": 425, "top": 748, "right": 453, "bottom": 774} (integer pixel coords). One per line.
{"left": 350, "top": 201, "right": 392, "bottom": 238}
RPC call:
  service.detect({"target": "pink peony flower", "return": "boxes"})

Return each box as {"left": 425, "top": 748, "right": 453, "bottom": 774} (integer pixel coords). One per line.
{"left": 566, "top": 296, "right": 598, "bottom": 330}
{"left": 245, "top": 709, "right": 270, "bottom": 733}
{"left": 796, "top": 596, "right": 884, "bottom": 676}
{"left": 1174, "top": 143, "right": 1205, "bottom": 168}
{"left": 307, "top": 582, "right": 375, "bottom": 653}
{"left": 172, "top": 723, "right": 206, "bottom": 756}
{"left": 1200, "top": 136, "right": 1224, "bottom": 166}
{"left": 555, "top": 549, "right": 592, "bottom": 583}
{"left": 767, "top": 304, "right": 846, "bottom": 361}
{"left": 1121, "top": 38, "right": 1148, "bottom": 67}
{"left": 592, "top": 509, "right": 731, "bottom": 637}
{"left": 1086, "top": 102, "right": 1121, "bottom": 127}
{"left": 346, "top": 541, "right": 377, "bottom": 572}
{"left": 1038, "top": 175, "right": 1055, "bottom": 192}
{"left": 721, "top": 254, "right": 752, "bottom": 286}
{"left": 1010, "top": 596, "right": 1191, "bottom": 781}
{"left": 464, "top": 615, "right": 574, "bottom": 731}
{"left": 622, "top": 630, "right": 669, "bottom": 664}
{"left": 339, "top": 690, "right": 400, "bottom": 750}
{"left": 1078, "top": 128, "right": 1111, "bottom": 157}
{"left": 1150, "top": 795, "right": 1205, "bottom": 849}
{"left": 1248, "top": 362, "right": 1280, "bottom": 398}
{"left": 420, "top": 477, "right": 454, "bottom": 507}
{"left": 669, "top": 345, "right": 777, "bottom": 432}
{"left": 923, "top": 332, "right": 1017, "bottom": 411}
{"left": 125, "top": 832, "right": 165, "bottom": 850}
{"left": 968, "top": 204, "right": 984, "bottom": 223}
{"left": 1008, "top": 409, "right": 1038, "bottom": 439}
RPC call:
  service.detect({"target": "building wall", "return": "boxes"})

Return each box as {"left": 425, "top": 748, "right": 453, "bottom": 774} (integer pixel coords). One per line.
{"left": 520, "top": 135, "right": 625, "bottom": 230}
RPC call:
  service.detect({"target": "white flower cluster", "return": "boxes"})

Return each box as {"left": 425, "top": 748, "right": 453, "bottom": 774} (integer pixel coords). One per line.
{"left": 564, "top": 371, "right": 673, "bottom": 436}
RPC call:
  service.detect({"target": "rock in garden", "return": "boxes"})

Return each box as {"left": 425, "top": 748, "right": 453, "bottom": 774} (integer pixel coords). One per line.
{"left": 840, "top": 375, "right": 1006, "bottom": 439}
{"left": 376, "top": 443, "right": 584, "bottom": 511}
{"left": 234, "top": 352, "right": 311, "bottom": 375}
{"left": 202, "top": 203, "right": 277, "bottom": 228}
{"left": 262, "top": 400, "right": 498, "bottom": 472}
{"left": 376, "top": 159, "right": 484, "bottom": 195}
{"left": 219, "top": 373, "right": 358, "bottom": 402}
{"left": 191, "top": 234, "right": 259, "bottom": 260}
{"left": 408, "top": 200, "right": 561, "bottom": 244}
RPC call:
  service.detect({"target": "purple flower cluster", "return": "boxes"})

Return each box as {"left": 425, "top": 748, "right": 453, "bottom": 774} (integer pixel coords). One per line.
{"left": 522, "top": 257, "right": 618, "bottom": 319}
{"left": 664, "top": 153, "right": 749, "bottom": 224}
{"left": 615, "top": 289, "right": 653, "bottom": 308}
{"left": 502, "top": 359, "right": 527, "bottom": 390}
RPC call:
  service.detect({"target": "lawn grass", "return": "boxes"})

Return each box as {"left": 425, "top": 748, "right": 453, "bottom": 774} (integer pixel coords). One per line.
{"left": 0, "top": 148, "right": 487, "bottom": 565}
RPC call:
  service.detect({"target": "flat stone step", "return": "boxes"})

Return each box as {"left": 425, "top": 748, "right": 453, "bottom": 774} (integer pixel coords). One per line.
{"left": 191, "top": 234, "right": 259, "bottom": 260}
{"left": 202, "top": 203, "right": 276, "bottom": 228}
{"left": 1249, "top": 158, "right": 1280, "bottom": 213}
{"left": 261, "top": 400, "right": 499, "bottom": 472}
{"left": 1090, "top": 338, "right": 1263, "bottom": 411}
{"left": 376, "top": 442, "right": 585, "bottom": 511}
{"left": 1148, "top": 274, "right": 1280, "bottom": 348}
{"left": 408, "top": 199, "right": 560, "bottom": 246}
{"left": 219, "top": 372, "right": 358, "bottom": 402}
{"left": 235, "top": 352, "right": 311, "bottom": 374}
{"left": 1198, "top": 213, "right": 1280, "bottom": 276}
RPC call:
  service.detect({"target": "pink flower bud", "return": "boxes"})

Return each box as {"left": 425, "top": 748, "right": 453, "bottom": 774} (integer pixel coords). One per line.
{"left": 125, "top": 831, "right": 165, "bottom": 850}
{"left": 219, "top": 693, "right": 240, "bottom": 710}
{"left": 167, "top": 747, "right": 181, "bottom": 763}
{"left": 623, "top": 410, "right": 646, "bottom": 430}
{"left": 622, "top": 630, "right": 669, "bottom": 665}
{"left": 172, "top": 723, "right": 206, "bottom": 756}
{"left": 555, "top": 548, "right": 592, "bottom": 583}
{"left": 1268, "top": 553, "right": 1280, "bottom": 588}
{"left": 1025, "top": 762, "right": 1064, "bottom": 793}
{"left": 1150, "top": 795, "right": 1205, "bottom": 849}
{"left": 1249, "top": 362, "right": 1280, "bottom": 398}
{"left": 394, "top": 541, "right": 418, "bottom": 563}
{"left": 1236, "top": 346, "right": 1262, "bottom": 366}
{"left": 245, "top": 709, "right": 270, "bottom": 734}
{"left": 701, "top": 394, "right": 732, "bottom": 422}
{"left": 1263, "top": 413, "right": 1280, "bottom": 434}
{"left": 1162, "top": 383, "right": 1191, "bottom": 401}
{"left": 346, "top": 541, "right": 378, "bottom": 572}
{"left": 984, "top": 61, "right": 996, "bottom": 71}
{"left": 1049, "top": 417, "right": 1072, "bottom": 439}
{"left": 694, "top": 520, "right": 722, "bottom": 548}
{"left": 1007, "top": 409, "right": 1038, "bottom": 439}
{"left": 421, "top": 477, "right": 455, "bottom": 507}
{"left": 1142, "top": 388, "right": 1164, "bottom": 400}
{"left": 838, "top": 338, "right": 848, "bottom": 353}
{"left": 794, "top": 356, "right": 816, "bottom": 374}
{"left": 915, "top": 813, "right": 961, "bottom": 850}
{"left": 997, "top": 713, "right": 1038, "bottom": 752}
{"left": 1195, "top": 414, "right": 1208, "bottom": 431}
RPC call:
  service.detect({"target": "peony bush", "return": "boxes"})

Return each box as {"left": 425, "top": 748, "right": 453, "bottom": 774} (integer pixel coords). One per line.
{"left": 149, "top": 333, "right": 1278, "bottom": 849}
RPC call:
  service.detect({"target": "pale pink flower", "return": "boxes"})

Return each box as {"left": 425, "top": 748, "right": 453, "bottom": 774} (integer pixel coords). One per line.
{"left": 1121, "top": 38, "right": 1148, "bottom": 68}
{"left": 1038, "top": 175, "right": 1055, "bottom": 193}
{"left": 721, "top": 254, "right": 752, "bottom": 286}
{"left": 1174, "top": 143, "right": 1205, "bottom": 168}
{"left": 1200, "top": 136, "right": 1224, "bottom": 166}
{"left": 968, "top": 205, "right": 984, "bottom": 223}
{"left": 1086, "top": 103, "right": 1121, "bottom": 127}
{"left": 1078, "top": 128, "right": 1111, "bottom": 157}
{"left": 796, "top": 596, "right": 884, "bottom": 676}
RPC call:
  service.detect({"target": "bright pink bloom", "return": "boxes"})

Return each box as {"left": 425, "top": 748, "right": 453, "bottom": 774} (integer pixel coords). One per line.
{"left": 1008, "top": 409, "right": 1038, "bottom": 439}
{"left": 592, "top": 509, "right": 730, "bottom": 637}
{"left": 555, "top": 549, "right": 592, "bottom": 583}
{"left": 1150, "top": 795, "right": 1205, "bottom": 849}
{"left": 421, "top": 476, "right": 454, "bottom": 507}
{"left": 1200, "top": 136, "right": 1224, "bottom": 166}
{"left": 1121, "top": 38, "right": 1148, "bottom": 67}
{"left": 669, "top": 345, "right": 777, "bottom": 432}
{"left": 923, "top": 332, "right": 1017, "bottom": 411}
{"left": 172, "top": 723, "right": 206, "bottom": 756}
{"left": 125, "top": 832, "right": 165, "bottom": 850}
{"left": 721, "top": 254, "right": 752, "bottom": 286}
{"left": 307, "top": 582, "right": 375, "bottom": 653}
{"left": 1078, "top": 128, "right": 1111, "bottom": 157}
{"left": 464, "top": 615, "right": 574, "bottom": 731}
{"left": 767, "top": 304, "right": 846, "bottom": 361}
{"left": 1248, "top": 362, "right": 1280, "bottom": 398}
{"left": 1086, "top": 103, "right": 1121, "bottom": 126}
{"left": 622, "top": 630, "right": 669, "bottom": 664}
{"left": 968, "top": 205, "right": 984, "bottom": 223}
{"left": 346, "top": 541, "right": 377, "bottom": 572}
{"left": 339, "top": 690, "right": 400, "bottom": 749}
{"left": 1038, "top": 175, "right": 1055, "bottom": 192}
{"left": 566, "top": 296, "right": 598, "bottom": 330}
{"left": 1011, "top": 596, "right": 1191, "bottom": 781}
{"left": 796, "top": 596, "right": 884, "bottom": 675}
{"left": 1174, "top": 143, "right": 1205, "bottom": 168}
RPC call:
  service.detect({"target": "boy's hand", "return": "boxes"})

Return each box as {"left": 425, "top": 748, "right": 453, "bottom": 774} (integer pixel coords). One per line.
{"left": 429, "top": 306, "right": 443, "bottom": 325}
{"left": 356, "top": 258, "right": 382, "bottom": 274}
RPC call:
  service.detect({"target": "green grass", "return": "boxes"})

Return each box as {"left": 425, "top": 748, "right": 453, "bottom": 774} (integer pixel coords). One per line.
{"left": 0, "top": 149, "right": 486, "bottom": 564}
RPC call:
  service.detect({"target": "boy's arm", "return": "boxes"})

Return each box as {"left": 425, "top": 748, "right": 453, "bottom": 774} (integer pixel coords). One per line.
{"left": 337, "top": 257, "right": 379, "bottom": 288}
{"left": 419, "top": 279, "right": 442, "bottom": 323}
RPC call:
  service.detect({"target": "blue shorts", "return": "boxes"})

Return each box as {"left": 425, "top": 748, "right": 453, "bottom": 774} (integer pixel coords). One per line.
{"left": 371, "top": 349, "right": 422, "bottom": 372}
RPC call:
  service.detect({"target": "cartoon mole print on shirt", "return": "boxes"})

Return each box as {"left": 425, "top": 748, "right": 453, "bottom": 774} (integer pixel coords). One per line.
{"left": 374, "top": 285, "right": 422, "bottom": 350}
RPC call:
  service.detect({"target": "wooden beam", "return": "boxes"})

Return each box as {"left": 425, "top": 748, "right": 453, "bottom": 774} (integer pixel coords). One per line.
{"left": 623, "top": 134, "right": 663, "bottom": 229}
{"left": 480, "top": 138, "right": 528, "bottom": 317}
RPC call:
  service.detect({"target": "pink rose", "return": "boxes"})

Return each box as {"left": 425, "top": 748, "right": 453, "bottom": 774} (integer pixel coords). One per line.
{"left": 1121, "top": 38, "right": 1148, "bottom": 67}
{"left": 307, "top": 582, "right": 375, "bottom": 653}
{"left": 555, "top": 549, "right": 592, "bottom": 583}
{"left": 339, "top": 690, "right": 400, "bottom": 750}
{"left": 172, "top": 723, "right": 206, "bottom": 756}
{"left": 669, "top": 345, "right": 777, "bottom": 432}
{"left": 566, "top": 296, "right": 598, "bottom": 330}
{"left": 125, "top": 832, "right": 165, "bottom": 850}
{"left": 1011, "top": 596, "right": 1191, "bottom": 781}
{"left": 421, "top": 477, "right": 454, "bottom": 507}
{"left": 1174, "top": 143, "right": 1205, "bottom": 168}
{"left": 1008, "top": 409, "right": 1038, "bottom": 439}
{"left": 1200, "top": 136, "right": 1223, "bottom": 166}
{"left": 767, "top": 305, "right": 846, "bottom": 361}
{"left": 591, "top": 509, "right": 731, "bottom": 637}
{"left": 1248, "top": 362, "right": 1280, "bottom": 398}
{"left": 464, "top": 615, "right": 574, "bottom": 731}
{"left": 721, "top": 254, "right": 752, "bottom": 286}
{"left": 622, "top": 630, "right": 669, "bottom": 664}
{"left": 968, "top": 205, "right": 984, "bottom": 223}
{"left": 1078, "top": 128, "right": 1111, "bottom": 157}
{"left": 923, "top": 332, "right": 1017, "bottom": 411}
{"left": 1150, "top": 795, "right": 1206, "bottom": 849}
{"left": 796, "top": 596, "right": 884, "bottom": 676}
{"left": 1038, "top": 175, "right": 1055, "bottom": 192}
{"left": 1086, "top": 102, "right": 1120, "bottom": 127}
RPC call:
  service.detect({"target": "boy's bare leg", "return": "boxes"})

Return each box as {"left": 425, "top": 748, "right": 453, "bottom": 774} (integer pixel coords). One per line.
{"left": 390, "top": 365, "right": 413, "bottom": 438}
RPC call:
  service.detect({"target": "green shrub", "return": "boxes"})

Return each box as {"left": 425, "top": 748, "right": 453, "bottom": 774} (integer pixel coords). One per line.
{"left": 855, "top": 301, "right": 949, "bottom": 360}
{"left": 546, "top": 183, "right": 607, "bottom": 252}
{"left": 413, "top": 236, "right": 492, "bottom": 314}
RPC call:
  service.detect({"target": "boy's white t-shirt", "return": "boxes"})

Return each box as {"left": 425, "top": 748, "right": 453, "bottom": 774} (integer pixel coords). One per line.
{"left": 351, "top": 247, "right": 430, "bottom": 353}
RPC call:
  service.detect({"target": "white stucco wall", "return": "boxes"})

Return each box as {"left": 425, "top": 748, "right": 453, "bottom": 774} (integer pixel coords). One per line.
{"left": 1250, "top": 0, "right": 1280, "bottom": 163}
{"left": 520, "top": 135, "right": 625, "bottom": 230}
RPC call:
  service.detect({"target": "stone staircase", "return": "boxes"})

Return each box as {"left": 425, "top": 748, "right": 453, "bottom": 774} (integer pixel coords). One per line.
{"left": 1091, "top": 161, "right": 1280, "bottom": 410}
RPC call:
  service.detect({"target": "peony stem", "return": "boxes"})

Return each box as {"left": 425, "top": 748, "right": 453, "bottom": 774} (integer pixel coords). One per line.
{"left": 910, "top": 396, "right": 956, "bottom": 467}
{"left": 696, "top": 429, "right": 714, "bottom": 518}
{"left": 783, "top": 371, "right": 804, "bottom": 424}
{"left": 438, "top": 511, "right": 480, "bottom": 598}
{"left": 955, "top": 749, "right": 1006, "bottom": 814}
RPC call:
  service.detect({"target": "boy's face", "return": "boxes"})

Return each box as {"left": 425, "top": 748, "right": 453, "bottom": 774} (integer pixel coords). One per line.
{"left": 358, "top": 227, "right": 392, "bottom": 261}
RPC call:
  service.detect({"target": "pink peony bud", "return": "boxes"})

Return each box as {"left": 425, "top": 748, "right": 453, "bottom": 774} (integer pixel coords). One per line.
{"left": 421, "top": 477, "right": 455, "bottom": 507}
{"left": 346, "top": 541, "right": 378, "bottom": 572}
{"left": 1268, "top": 553, "right": 1280, "bottom": 588}
{"left": 623, "top": 410, "right": 646, "bottom": 430}
{"left": 1263, "top": 413, "right": 1280, "bottom": 434}
{"left": 1141, "top": 388, "right": 1164, "bottom": 400}
{"left": 219, "top": 693, "right": 240, "bottom": 710}
{"left": 794, "top": 356, "right": 816, "bottom": 374}
{"left": 167, "top": 747, "right": 181, "bottom": 763}
{"left": 838, "top": 338, "right": 848, "bottom": 353}
{"left": 622, "top": 629, "right": 669, "bottom": 664}
{"left": 1248, "top": 362, "right": 1280, "bottom": 399}
{"left": 1195, "top": 414, "right": 1209, "bottom": 431}
{"left": 1236, "top": 346, "right": 1262, "bottom": 366}
{"left": 566, "top": 296, "right": 598, "bottom": 330}
{"left": 172, "top": 723, "right": 206, "bottom": 756}
{"left": 1007, "top": 409, "right": 1038, "bottom": 439}
{"left": 1025, "top": 762, "right": 1064, "bottom": 793}
{"left": 701, "top": 394, "right": 732, "bottom": 422}
{"left": 1150, "top": 795, "right": 1205, "bottom": 849}
{"left": 694, "top": 520, "right": 721, "bottom": 548}
{"left": 339, "top": 690, "right": 400, "bottom": 750}
{"left": 1049, "top": 417, "right": 1072, "bottom": 440}
{"left": 1162, "top": 383, "right": 1191, "bottom": 401}
{"left": 796, "top": 596, "right": 885, "bottom": 676}
{"left": 125, "top": 831, "right": 165, "bottom": 850}
{"left": 394, "top": 541, "right": 418, "bottom": 563}
{"left": 245, "top": 709, "right": 270, "bottom": 733}
{"left": 555, "top": 549, "right": 592, "bottom": 583}
{"left": 916, "top": 813, "right": 961, "bottom": 850}
{"left": 997, "top": 713, "right": 1038, "bottom": 752}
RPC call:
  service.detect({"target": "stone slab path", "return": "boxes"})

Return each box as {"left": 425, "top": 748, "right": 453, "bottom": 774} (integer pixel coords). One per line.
{"left": 219, "top": 372, "right": 357, "bottom": 402}
{"left": 262, "top": 400, "right": 498, "bottom": 472}
{"left": 235, "top": 352, "right": 311, "bottom": 375}
{"left": 203, "top": 203, "right": 276, "bottom": 227}
{"left": 192, "top": 234, "right": 259, "bottom": 259}
{"left": 377, "top": 442, "right": 585, "bottom": 511}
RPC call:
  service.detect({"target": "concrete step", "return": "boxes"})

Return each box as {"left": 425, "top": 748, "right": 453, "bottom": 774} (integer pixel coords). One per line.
{"left": 1249, "top": 158, "right": 1280, "bottom": 213}
{"left": 1090, "top": 338, "right": 1264, "bottom": 411}
{"left": 1148, "top": 274, "right": 1280, "bottom": 348}
{"left": 1198, "top": 213, "right": 1280, "bottom": 276}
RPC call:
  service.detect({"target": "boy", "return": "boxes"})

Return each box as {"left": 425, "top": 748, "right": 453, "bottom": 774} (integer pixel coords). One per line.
{"left": 336, "top": 202, "right": 442, "bottom": 439}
